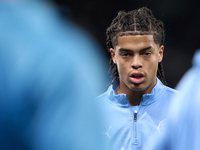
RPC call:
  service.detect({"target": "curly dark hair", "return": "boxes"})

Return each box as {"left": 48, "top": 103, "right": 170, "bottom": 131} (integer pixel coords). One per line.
{"left": 106, "top": 7, "right": 167, "bottom": 85}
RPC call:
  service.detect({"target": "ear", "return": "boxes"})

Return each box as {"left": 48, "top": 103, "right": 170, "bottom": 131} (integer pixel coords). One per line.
{"left": 110, "top": 48, "right": 117, "bottom": 64}
{"left": 158, "top": 45, "right": 164, "bottom": 62}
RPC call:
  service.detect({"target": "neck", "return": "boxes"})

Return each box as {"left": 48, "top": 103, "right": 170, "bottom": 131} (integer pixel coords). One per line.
{"left": 115, "top": 86, "right": 144, "bottom": 106}
{"left": 115, "top": 79, "right": 156, "bottom": 106}
{"left": 128, "top": 91, "right": 143, "bottom": 106}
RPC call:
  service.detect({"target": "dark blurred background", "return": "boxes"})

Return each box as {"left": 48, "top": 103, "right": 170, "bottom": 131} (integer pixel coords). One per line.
{"left": 53, "top": 0, "right": 200, "bottom": 88}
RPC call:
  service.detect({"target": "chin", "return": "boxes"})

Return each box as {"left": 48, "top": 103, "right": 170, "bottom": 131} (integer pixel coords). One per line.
{"left": 129, "top": 86, "right": 145, "bottom": 92}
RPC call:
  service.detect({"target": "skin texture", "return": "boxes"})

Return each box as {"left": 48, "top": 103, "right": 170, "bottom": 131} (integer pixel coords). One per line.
{"left": 110, "top": 35, "right": 164, "bottom": 106}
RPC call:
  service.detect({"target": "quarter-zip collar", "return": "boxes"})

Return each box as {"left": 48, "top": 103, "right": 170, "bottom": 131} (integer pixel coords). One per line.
{"left": 106, "top": 78, "right": 165, "bottom": 106}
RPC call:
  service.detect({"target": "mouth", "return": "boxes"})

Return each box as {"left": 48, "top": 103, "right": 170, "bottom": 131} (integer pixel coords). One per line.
{"left": 130, "top": 73, "right": 145, "bottom": 84}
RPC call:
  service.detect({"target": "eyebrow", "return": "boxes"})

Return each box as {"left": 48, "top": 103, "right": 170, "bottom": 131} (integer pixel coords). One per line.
{"left": 119, "top": 46, "right": 152, "bottom": 52}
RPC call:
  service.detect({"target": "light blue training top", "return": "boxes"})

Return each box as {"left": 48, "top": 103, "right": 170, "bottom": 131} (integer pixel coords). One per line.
{"left": 97, "top": 78, "right": 179, "bottom": 150}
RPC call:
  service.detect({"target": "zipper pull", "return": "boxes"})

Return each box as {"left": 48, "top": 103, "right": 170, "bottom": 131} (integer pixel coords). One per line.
{"left": 134, "top": 110, "right": 137, "bottom": 122}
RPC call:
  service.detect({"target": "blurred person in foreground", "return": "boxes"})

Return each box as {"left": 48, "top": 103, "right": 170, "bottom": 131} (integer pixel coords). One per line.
{"left": 96, "top": 7, "right": 179, "bottom": 150}
{"left": 147, "top": 49, "right": 200, "bottom": 150}
{"left": 0, "top": 0, "right": 107, "bottom": 150}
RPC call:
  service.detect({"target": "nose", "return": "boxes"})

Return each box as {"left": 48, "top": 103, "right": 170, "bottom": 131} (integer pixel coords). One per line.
{"left": 131, "top": 55, "right": 142, "bottom": 69}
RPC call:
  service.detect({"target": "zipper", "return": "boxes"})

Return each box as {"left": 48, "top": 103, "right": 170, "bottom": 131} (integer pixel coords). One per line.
{"left": 133, "top": 110, "right": 138, "bottom": 145}
{"left": 134, "top": 110, "right": 137, "bottom": 138}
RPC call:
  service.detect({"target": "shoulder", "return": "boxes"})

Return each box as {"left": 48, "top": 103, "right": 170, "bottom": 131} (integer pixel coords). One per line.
{"left": 164, "top": 86, "right": 180, "bottom": 95}
{"left": 96, "top": 84, "right": 113, "bottom": 101}
{"left": 96, "top": 92, "right": 108, "bottom": 100}
{"left": 96, "top": 85, "right": 114, "bottom": 106}
{"left": 161, "top": 86, "right": 181, "bottom": 101}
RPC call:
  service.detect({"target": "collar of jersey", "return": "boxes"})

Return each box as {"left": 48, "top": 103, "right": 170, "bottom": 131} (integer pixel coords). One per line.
{"left": 107, "top": 77, "right": 165, "bottom": 107}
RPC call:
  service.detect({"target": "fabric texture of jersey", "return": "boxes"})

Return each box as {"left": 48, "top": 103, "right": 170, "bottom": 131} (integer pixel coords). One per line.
{"left": 97, "top": 78, "right": 179, "bottom": 150}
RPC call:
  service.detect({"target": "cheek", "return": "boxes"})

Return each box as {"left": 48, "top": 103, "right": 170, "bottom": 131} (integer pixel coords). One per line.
{"left": 145, "top": 59, "right": 158, "bottom": 74}
{"left": 116, "top": 61, "right": 129, "bottom": 77}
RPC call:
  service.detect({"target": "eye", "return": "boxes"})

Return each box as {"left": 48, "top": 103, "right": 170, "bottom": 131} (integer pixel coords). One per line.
{"left": 120, "top": 52, "right": 132, "bottom": 58}
{"left": 122, "top": 53, "right": 129, "bottom": 57}
{"left": 143, "top": 52, "right": 151, "bottom": 57}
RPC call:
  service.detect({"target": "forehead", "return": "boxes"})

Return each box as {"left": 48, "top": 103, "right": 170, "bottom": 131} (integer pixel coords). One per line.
{"left": 116, "top": 35, "right": 156, "bottom": 49}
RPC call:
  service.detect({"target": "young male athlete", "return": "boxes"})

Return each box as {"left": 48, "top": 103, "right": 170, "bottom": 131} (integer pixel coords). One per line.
{"left": 97, "top": 7, "right": 179, "bottom": 150}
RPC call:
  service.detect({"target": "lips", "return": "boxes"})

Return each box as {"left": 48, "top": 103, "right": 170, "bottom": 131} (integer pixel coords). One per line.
{"left": 130, "top": 73, "right": 145, "bottom": 84}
